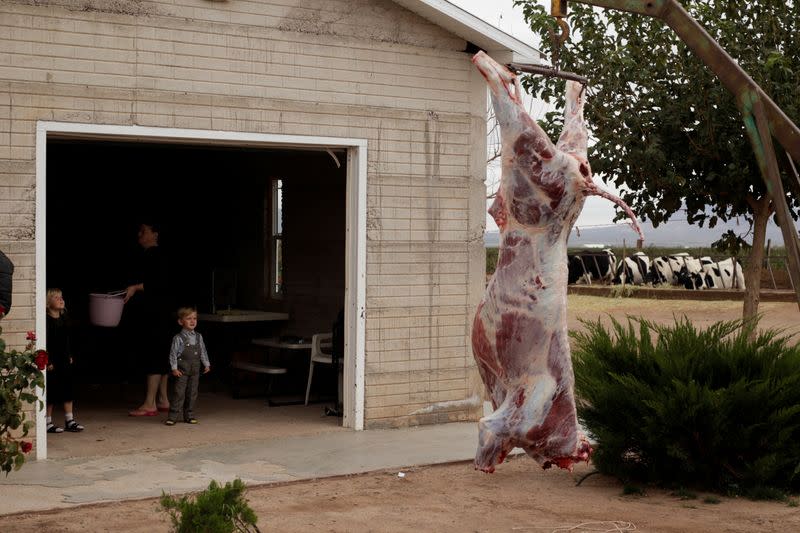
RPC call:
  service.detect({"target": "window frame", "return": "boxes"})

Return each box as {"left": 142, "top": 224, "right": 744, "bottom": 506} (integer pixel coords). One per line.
{"left": 269, "top": 178, "right": 283, "bottom": 299}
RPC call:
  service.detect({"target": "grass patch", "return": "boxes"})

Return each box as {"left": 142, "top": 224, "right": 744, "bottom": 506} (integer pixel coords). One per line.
{"left": 671, "top": 488, "right": 698, "bottom": 500}
{"left": 622, "top": 484, "right": 646, "bottom": 496}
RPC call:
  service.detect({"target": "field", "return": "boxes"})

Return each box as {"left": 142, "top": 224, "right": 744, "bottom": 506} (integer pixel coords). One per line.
{"left": 486, "top": 246, "right": 793, "bottom": 289}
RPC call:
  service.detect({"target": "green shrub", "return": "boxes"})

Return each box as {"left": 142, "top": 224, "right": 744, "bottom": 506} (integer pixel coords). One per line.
{"left": 1, "top": 328, "right": 46, "bottom": 475}
{"left": 486, "top": 247, "right": 498, "bottom": 275}
{"left": 571, "top": 317, "right": 800, "bottom": 494}
{"left": 160, "top": 479, "right": 260, "bottom": 533}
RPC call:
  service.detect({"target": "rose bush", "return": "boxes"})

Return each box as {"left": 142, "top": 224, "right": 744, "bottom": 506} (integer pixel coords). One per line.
{"left": 0, "top": 328, "right": 46, "bottom": 475}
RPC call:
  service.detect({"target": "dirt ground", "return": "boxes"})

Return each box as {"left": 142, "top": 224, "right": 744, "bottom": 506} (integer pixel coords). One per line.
{"left": 3, "top": 295, "right": 800, "bottom": 532}
{"left": 3, "top": 457, "right": 799, "bottom": 533}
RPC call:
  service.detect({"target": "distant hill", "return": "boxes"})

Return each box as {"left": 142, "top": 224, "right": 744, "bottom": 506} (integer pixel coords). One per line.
{"left": 484, "top": 219, "right": 798, "bottom": 248}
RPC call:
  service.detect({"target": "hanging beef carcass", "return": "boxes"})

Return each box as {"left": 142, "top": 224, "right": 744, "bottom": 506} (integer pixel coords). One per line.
{"left": 471, "top": 51, "right": 644, "bottom": 473}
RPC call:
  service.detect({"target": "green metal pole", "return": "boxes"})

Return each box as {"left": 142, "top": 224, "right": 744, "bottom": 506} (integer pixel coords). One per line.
{"left": 741, "top": 94, "right": 800, "bottom": 309}
{"left": 572, "top": 0, "right": 800, "bottom": 164}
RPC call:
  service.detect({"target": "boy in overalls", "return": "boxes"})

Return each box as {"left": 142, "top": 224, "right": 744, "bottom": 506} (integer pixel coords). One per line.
{"left": 165, "top": 307, "right": 211, "bottom": 425}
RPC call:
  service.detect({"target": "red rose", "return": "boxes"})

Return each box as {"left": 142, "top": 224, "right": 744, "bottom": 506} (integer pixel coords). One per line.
{"left": 20, "top": 441, "right": 32, "bottom": 453}
{"left": 26, "top": 331, "right": 36, "bottom": 341}
{"left": 34, "top": 349, "right": 48, "bottom": 370}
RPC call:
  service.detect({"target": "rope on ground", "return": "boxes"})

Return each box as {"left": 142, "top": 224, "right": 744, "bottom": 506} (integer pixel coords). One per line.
{"left": 512, "top": 521, "right": 637, "bottom": 532}
{"left": 575, "top": 469, "right": 601, "bottom": 486}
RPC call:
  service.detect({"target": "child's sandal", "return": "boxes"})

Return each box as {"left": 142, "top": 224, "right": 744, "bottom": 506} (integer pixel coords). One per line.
{"left": 164, "top": 419, "right": 176, "bottom": 426}
{"left": 47, "top": 423, "right": 64, "bottom": 433}
{"left": 65, "top": 420, "right": 84, "bottom": 432}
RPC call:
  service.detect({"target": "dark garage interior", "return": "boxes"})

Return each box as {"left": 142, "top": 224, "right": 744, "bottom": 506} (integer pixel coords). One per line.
{"left": 45, "top": 138, "right": 347, "bottom": 404}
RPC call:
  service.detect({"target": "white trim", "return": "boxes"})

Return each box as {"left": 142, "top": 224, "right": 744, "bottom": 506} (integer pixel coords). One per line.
{"left": 343, "top": 145, "right": 367, "bottom": 431}
{"left": 392, "top": 0, "right": 544, "bottom": 64}
{"left": 34, "top": 122, "right": 368, "bottom": 458}
{"left": 34, "top": 123, "right": 48, "bottom": 459}
{"left": 40, "top": 122, "right": 366, "bottom": 150}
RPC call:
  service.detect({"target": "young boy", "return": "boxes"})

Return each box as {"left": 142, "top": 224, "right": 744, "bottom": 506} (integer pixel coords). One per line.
{"left": 165, "top": 307, "right": 211, "bottom": 425}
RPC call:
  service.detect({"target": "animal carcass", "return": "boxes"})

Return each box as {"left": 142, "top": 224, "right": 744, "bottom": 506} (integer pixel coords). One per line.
{"left": 471, "top": 51, "right": 643, "bottom": 473}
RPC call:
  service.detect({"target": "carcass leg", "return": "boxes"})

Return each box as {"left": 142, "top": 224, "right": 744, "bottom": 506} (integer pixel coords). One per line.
{"left": 475, "top": 376, "right": 557, "bottom": 473}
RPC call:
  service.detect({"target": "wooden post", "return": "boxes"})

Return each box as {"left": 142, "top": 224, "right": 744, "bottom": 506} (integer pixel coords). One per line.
{"left": 621, "top": 239, "right": 627, "bottom": 287}
{"left": 765, "top": 239, "right": 777, "bottom": 290}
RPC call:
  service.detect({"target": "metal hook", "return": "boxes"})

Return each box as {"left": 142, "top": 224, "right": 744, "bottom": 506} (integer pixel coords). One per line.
{"left": 548, "top": 17, "right": 570, "bottom": 69}
{"left": 553, "top": 17, "right": 570, "bottom": 47}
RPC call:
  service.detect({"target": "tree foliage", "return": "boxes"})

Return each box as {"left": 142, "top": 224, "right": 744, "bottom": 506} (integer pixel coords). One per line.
{"left": 514, "top": 0, "right": 800, "bottom": 232}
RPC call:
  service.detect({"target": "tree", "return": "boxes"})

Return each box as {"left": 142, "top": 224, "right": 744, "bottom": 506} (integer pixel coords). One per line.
{"left": 515, "top": 0, "right": 800, "bottom": 320}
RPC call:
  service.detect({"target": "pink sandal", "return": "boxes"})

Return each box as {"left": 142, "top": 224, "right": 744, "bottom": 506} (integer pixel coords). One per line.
{"left": 128, "top": 408, "right": 158, "bottom": 417}
{"left": 157, "top": 404, "right": 170, "bottom": 413}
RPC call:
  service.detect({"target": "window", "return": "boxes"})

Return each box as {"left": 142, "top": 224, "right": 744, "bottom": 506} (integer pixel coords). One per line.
{"left": 271, "top": 178, "right": 283, "bottom": 298}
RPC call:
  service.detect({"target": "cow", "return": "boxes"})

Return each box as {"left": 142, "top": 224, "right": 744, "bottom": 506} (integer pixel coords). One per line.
{"left": 679, "top": 257, "right": 745, "bottom": 290}
{"left": 700, "top": 257, "right": 746, "bottom": 290}
{"left": 613, "top": 251, "right": 650, "bottom": 285}
{"left": 650, "top": 253, "right": 694, "bottom": 285}
{"left": 568, "top": 249, "right": 617, "bottom": 285}
{"left": 677, "top": 257, "right": 706, "bottom": 289}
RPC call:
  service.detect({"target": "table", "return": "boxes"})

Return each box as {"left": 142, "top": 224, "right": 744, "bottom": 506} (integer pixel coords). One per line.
{"left": 196, "top": 310, "right": 289, "bottom": 393}
{"left": 198, "top": 310, "right": 289, "bottom": 323}
{"left": 252, "top": 337, "right": 342, "bottom": 410}
{"left": 250, "top": 338, "right": 313, "bottom": 406}
{"left": 251, "top": 338, "right": 311, "bottom": 350}
{"left": 229, "top": 360, "right": 287, "bottom": 403}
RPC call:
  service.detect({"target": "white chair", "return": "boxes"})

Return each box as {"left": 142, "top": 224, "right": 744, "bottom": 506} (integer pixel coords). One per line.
{"left": 305, "top": 333, "right": 333, "bottom": 406}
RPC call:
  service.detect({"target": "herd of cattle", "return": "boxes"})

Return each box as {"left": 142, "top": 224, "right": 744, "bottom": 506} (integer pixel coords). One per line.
{"left": 567, "top": 250, "right": 746, "bottom": 290}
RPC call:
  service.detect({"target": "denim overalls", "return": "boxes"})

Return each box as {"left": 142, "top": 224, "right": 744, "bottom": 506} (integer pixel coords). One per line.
{"left": 168, "top": 331, "right": 203, "bottom": 421}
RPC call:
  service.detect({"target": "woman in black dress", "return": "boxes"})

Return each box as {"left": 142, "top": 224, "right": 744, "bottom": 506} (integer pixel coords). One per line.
{"left": 125, "top": 222, "right": 174, "bottom": 416}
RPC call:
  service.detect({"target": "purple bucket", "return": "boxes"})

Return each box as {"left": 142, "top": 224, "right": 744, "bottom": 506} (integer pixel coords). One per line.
{"left": 88, "top": 291, "right": 126, "bottom": 327}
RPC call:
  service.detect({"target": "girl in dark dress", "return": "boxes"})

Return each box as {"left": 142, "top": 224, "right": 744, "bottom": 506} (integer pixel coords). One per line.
{"left": 46, "top": 288, "right": 84, "bottom": 433}
{"left": 125, "top": 222, "right": 174, "bottom": 416}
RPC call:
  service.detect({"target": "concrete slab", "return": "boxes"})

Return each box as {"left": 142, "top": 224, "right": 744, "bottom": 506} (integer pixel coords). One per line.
{"left": 0, "top": 422, "right": 480, "bottom": 515}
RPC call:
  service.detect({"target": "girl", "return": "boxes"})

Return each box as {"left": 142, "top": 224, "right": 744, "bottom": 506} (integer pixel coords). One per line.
{"left": 46, "top": 288, "right": 84, "bottom": 433}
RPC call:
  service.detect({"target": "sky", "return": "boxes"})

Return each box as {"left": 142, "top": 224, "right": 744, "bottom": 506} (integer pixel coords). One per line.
{"left": 448, "top": 0, "right": 628, "bottom": 233}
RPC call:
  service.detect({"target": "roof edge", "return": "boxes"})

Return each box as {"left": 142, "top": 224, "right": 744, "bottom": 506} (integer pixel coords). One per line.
{"left": 392, "top": 0, "right": 546, "bottom": 65}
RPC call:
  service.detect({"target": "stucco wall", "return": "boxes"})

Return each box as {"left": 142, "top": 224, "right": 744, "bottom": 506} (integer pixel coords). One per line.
{"left": 0, "top": 0, "right": 487, "bottom": 433}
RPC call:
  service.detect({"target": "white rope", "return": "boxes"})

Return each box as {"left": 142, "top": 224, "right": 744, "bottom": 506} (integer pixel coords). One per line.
{"left": 512, "top": 521, "right": 637, "bottom": 532}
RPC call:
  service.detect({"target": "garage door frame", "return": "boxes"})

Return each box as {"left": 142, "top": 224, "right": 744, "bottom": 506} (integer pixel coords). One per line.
{"left": 34, "top": 121, "right": 368, "bottom": 459}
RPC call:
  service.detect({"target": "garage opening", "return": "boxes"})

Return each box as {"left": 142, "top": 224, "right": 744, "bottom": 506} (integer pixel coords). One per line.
{"left": 42, "top": 134, "right": 355, "bottom": 459}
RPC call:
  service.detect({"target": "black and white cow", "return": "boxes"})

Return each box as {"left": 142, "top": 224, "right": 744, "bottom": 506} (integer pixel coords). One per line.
{"left": 613, "top": 252, "right": 650, "bottom": 285}
{"left": 650, "top": 253, "right": 694, "bottom": 285}
{"left": 679, "top": 257, "right": 745, "bottom": 290}
{"left": 677, "top": 257, "right": 706, "bottom": 289}
{"left": 700, "top": 257, "right": 746, "bottom": 289}
{"left": 568, "top": 249, "right": 617, "bottom": 285}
